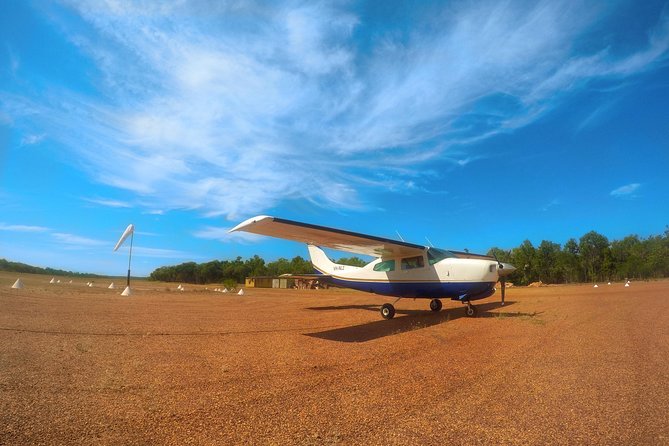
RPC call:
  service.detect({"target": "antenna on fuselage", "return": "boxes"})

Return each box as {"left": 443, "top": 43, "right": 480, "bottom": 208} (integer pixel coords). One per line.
{"left": 425, "top": 237, "right": 435, "bottom": 247}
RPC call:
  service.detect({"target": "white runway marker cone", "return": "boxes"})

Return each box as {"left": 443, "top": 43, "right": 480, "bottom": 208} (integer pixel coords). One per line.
{"left": 49, "top": 277, "right": 55, "bottom": 284}
{"left": 625, "top": 283, "right": 630, "bottom": 287}
{"left": 237, "top": 289, "right": 244, "bottom": 296}
{"left": 593, "top": 284, "right": 598, "bottom": 288}
{"left": 121, "top": 286, "right": 132, "bottom": 296}
{"left": 108, "top": 282, "right": 116, "bottom": 289}
{"left": 222, "top": 288, "right": 229, "bottom": 293}
{"left": 11, "top": 278, "right": 23, "bottom": 289}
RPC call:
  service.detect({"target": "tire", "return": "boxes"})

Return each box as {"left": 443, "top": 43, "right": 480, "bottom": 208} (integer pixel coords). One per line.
{"left": 465, "top": 305, "right": 477, "bottom": 318}
{"left": 430, "top": 299, "right": 442, "bottom": 312}
{"left": 380, "top": 303, "right": 396, "bottom": 320}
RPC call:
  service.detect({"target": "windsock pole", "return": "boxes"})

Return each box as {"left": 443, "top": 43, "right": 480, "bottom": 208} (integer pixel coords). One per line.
{"left": 127, "top": 231, "right": 134, "bottom": 287}
{"left": 114, "top": 224, "right": 135, "bottom": 290}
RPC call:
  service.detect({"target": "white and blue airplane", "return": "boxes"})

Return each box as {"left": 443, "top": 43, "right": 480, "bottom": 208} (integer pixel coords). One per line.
{"left": 230, "top": 215, "right": 516, "bottom": 320}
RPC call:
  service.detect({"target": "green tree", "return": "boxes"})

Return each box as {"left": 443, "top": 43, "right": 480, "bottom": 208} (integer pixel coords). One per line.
{"left": 266, "top": 258, "right": 292, "bottom": 276}
{"left": 336, "top": 257, "right": 368, "bottom": 267}
{"left": 487, "top": 247, "right": 512, "bottom": 264}
{"left": 196, "top": 261, "right": 222, "bottom": 284}
{"left": 559, "top": 238, "right": 582, "bottom": 282}
{"left": 175, "top": 262, "right": 197, "bottom": 283}
{"left": 290, "top": 256, "right": 314, "bottom": 274}
{"left": 536, "top": 240, "right": 562, "bottom": 284}
{"left": 510, "top": 240, "right": 537, "bottom": 285}
{"left": 579, "top": 231, "right": 609, "bottom": 282}
{"left": 245, "top": 255, "right": 267, "bottom": 277}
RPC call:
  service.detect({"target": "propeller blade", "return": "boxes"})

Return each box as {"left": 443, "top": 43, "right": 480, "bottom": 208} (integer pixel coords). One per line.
{"left": 501, "top": 278, "right": 506, "bottom": 306}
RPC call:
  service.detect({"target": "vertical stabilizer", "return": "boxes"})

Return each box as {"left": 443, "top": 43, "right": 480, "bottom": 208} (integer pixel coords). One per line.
{"left": 307, "top": 245, "right": 361, "bottom": 275}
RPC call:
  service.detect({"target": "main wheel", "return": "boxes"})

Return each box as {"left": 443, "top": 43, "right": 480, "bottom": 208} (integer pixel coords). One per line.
{"left": 430, "top": 299, "right": 442, "bottom": 312}
{"left": 465, "top": 304, "right": 477, "bottom": 318}
{"left": 380, "top": 303, "right": 396, "bottom": 320}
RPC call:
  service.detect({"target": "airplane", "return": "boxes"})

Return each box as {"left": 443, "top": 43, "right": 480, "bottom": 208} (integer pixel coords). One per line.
{"left": 230, "top": 215, "right": 516, "bottom": 320}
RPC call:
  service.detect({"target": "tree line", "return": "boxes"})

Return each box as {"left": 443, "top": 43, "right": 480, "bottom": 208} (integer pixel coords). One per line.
{"left": 148, "top": 228, "right": 669, "bottom": 286}
{"left": 488, "top": 228, "right": 669, "bottom": 285}
{"left": 148, "top": 255, "right": 366, "bottom": 285}
{"left": 0, "top": 259, "right": 103, "bottom": 278}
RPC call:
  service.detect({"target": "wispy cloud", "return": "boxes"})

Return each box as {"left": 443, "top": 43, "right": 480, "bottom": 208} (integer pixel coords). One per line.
{"left": 610, "top": 183, "right": 641, "bottom": 199}
{"left": 193, "top": 226, "right": 263, "bottom": 243}
{"left": 83, "top": 197, "right": 132, "bottom": 208}
{"left": 52, "top": 232, "right": 108, "bottom": 248}
{"left": 2, "top": 1, "right": 668, "bottom": 219}
{"left": 0, "top": 223, "right": 50, "bottom": 232}
{"left": 7, "top": 45, "right": 20, "bottom": 75}
{"left": 541, "top": 199, "right": 560, "bottom": 212}
{"left": 20, "top": 133, "right": 46, "bottom": 146}
{"left": 130, "top": 246, "right": 200, "bottom": 259}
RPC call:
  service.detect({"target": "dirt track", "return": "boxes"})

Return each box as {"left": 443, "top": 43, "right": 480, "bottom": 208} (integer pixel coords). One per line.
{"left": 1, "top": 273, "right": 668, "bottom": 445}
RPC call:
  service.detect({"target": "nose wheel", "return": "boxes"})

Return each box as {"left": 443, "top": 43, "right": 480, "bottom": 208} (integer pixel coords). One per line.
{"left": 380, "top": 303, "right": 396, "bottom": 319}
{"left": 464, "top": 302, "right": 478, "bottom": 318}
{"left": 429, "top": 299, "right": 442, "bottom": 312}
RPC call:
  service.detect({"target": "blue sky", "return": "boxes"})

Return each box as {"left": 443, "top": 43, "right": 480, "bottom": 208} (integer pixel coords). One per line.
{"left": 1, "top": 0, "right": 668, "bottom": 276}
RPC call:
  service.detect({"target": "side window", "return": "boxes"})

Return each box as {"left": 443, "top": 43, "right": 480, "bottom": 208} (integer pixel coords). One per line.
{"left": 401, "top": 255, "right": 425, "bottom": 270}
{"left": 373, "top": 259, "right": 396, "bottom": 272}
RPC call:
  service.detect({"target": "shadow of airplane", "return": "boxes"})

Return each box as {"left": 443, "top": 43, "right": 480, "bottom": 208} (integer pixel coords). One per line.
{"left": 305, "top": 301, "right": 537, "bottom": 343}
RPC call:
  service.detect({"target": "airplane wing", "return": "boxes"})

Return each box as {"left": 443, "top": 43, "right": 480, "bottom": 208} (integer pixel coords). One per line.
{"left": 229, "top": 215, "right": 427, "bottom": 258}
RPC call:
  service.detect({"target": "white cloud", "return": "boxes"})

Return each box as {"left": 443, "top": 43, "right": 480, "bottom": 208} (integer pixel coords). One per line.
{"left": 193, "top": 226, "right": 263, "bottom": 243}
{"left": 0, "top": 223, "right": 50, "bottom": 232}
{"left": 541, "top": 199, "right": 560, "bottom": 212}
{"left": 143, "top": 209, "right": 165, "bottom": 215}
{"left": 2, "top": 1, "right": 668, "bottom": 220}
{"left": 83, "top": 197, "right": 132, "bottom": 208}
{"left": 52, "top": 232, "right": 108, "bottom": 247}
{"left": 131, "top": 246, "right": 200, "bottom": 259}
{"left": 20, "top": 133, "right": 46, "bottom": 146}
{"left": 610, "top": 183, "right": 641, "bottom": 198}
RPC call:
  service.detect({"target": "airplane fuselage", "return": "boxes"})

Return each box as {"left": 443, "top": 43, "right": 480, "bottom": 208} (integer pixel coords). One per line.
{"left": 308, "top": 245, "right": 498, "bottom": 301}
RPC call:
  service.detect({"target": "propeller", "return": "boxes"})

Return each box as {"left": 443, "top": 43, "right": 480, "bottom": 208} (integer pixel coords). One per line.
{"left": 500, "top": 277, "right": 506, "bottom": 306}
{"left": 496, "top": 256, "right": 506, "bottom": 306}
{"left": 492, "top": 254, "right": 510, "bottom": 306}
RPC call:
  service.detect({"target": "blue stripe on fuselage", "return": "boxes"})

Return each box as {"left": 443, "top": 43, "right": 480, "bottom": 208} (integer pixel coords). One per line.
{"left": 313, "top": 269, "right": 495, "bottom": 301}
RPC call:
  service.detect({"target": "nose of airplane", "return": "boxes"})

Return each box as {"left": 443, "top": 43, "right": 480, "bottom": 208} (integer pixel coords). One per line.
{"left": 498, "top": 262, "right": 516, "bottom": 277}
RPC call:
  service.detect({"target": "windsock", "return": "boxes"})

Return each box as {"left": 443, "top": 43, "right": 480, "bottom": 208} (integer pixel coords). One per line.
{"left": 113, "top": 224, "right": 135, "bottom": 251}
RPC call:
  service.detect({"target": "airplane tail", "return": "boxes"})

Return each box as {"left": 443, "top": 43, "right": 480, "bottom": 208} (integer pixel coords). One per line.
{"left": 307, "top": 245, "right": 361, "bottom": 275}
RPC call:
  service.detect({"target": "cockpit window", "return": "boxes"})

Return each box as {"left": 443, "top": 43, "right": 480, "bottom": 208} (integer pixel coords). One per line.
{"left": 427, "top": 247, "right": 456, "bottom": 265}
{"left": 401, "top": 255, "right": 425, "bottom": 270}
{"left": 373, "top": 259, "right": 396, "bottom": 272}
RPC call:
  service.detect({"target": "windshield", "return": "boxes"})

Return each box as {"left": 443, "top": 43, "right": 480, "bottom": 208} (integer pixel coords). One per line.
{"left": 427, "top": 247, "right": 456, "bottom": 265}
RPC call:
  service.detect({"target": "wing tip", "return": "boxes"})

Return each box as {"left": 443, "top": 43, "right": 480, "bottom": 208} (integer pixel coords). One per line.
{"left": 228, "top": 215, "right": 274, "bottom": 233}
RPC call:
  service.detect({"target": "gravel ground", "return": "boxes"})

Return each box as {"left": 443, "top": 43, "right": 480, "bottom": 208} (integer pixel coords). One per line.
{"left": 1, "top": 274, "right": 668, "bottom": 445}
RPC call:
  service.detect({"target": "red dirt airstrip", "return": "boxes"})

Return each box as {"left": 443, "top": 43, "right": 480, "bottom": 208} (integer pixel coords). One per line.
{"left": 1, "top": 273, "right": 668, "bottom": 445}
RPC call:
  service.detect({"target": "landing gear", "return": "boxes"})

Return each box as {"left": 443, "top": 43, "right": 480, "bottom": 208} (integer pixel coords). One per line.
{"left": 380, "top": 303, "right": 396, "bottom": 320}
{"left": 429, "top": 299, "right": 442, "bottom": 312}
{"left": 464, "top": 302, "right": 478, "bottom": 318}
